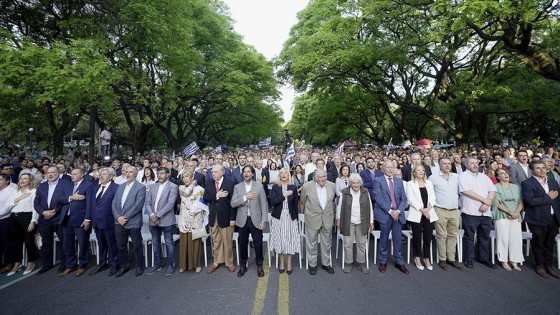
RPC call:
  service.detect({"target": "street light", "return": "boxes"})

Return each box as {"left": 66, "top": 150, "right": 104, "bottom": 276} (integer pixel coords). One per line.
{"left": 71, "top": 128, "right": 76, "bottom": 142}
{"left": 28, "top": 128, "right": 33, "bottom": 150}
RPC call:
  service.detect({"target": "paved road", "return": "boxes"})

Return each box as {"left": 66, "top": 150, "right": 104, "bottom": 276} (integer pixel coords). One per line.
{"left": 1, "top": 240, "right": 560, "bottom": 315}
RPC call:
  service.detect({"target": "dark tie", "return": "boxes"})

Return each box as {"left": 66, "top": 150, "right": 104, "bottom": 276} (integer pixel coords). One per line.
{"left": 388, "top": 177, "right": 397, "bottom": 210}
{"left": 215, "top": 181, "right": 220, "bottom": 192}
{"left": 96, "top": 186, "right": 105, "bottom": 202}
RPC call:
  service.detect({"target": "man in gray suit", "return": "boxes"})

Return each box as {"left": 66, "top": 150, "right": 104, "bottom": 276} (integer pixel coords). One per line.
{"left": 510, "top": 150, "right": 532, "bottom": 184}
{"left": 231, "top": 165, "right": 268, "bottom": 277}
{"left": 301, "top": 169, "right": 336, "bottom": 275}
{"left": 145, "top": 167, "right": 179, "bottom": 276}
{"left": 112, "top": 165, "right": 146, "bottom": 277}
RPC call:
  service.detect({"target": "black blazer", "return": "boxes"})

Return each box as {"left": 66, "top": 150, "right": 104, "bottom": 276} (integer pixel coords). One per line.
{"left": 269, "top": 184, "right": 298, "bottom": 221}
{"left": 451, "top": 163, "right": 466, "bottom": 174}
{"left": 401, "top": 164, "right": 432, "bottom": 182}
{"left": 203, "top": 177, "right": 236, "bottom": 228}
{"left": 521, "top": 176, "right": 560, "bottom": 226}
{"left": 307, "top": 170, "right": 335, "bottom": 182}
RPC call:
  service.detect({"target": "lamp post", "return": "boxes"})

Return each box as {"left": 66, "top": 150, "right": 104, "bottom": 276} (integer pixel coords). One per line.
{"left": 71, "top": 128, "right": 75, "bottom": 142}
{"left": 28, "top": 128, "right": 33, "bottom": 150}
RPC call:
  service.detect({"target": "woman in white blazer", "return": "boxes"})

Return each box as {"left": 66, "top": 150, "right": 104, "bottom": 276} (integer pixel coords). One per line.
{"left": 405, "top": 164, "right": 438, "bottom": 270}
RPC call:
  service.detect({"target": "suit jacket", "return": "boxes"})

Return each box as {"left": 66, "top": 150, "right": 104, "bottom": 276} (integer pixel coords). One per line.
{"left": 373, "top": 175, "right": 407, "bottom": 224}
{"left": 112, "top": 181, "right": 146, "bottom": 229}
{"left": 360, "top": 169, "right": 377, "bottom": 198}
{"left": 145, "top": 181, "right": 179, "bottom": 227}
{"left": 203, "top": 177, "right": 236, "bottom": 228}
{"left": 300, "top": 180, "right": 336, "bottom": 231}
{"left": 59, "top": 180, "right": 94, "bottom": 226}
{"left": 401, "top": 164, "right": 432, "bottom": 182}
{"left": 59, "top": 174, "right": 72, "bottom": 182}
{"left": 86, "top": 181, "right": 118, "bottom": 229}
{"left": 232, "top": 166, "right": 243, "bottom": 185}
{"left": 231, "top": 181, "right": 268, "bottom": 228}
{"left": 176, "top": 171, "right": 205, "bottom": 188}
{"left": 451, "top": 162, "right": 466, "bottom": 174}
{"left": 307, "top": 170, "right": 335, "bottom": 183}
{"left": 255, "top": 167, "right": 270, "bottom": 197}
{"left": 404, "top": 180, "right": 438, "bottom": 223}
{"left": 510, "top": 162, "right": 532, "bottom": 185}
{"left": 206, "top": 167, "right": 232, "bottom": 183}
{"left": 269, "top": 184, "right": 298, "bottom": 221}
{"left": 521, "top": 176, "right": 560, "bottom": 226}
{"left": 34, "top": 179, "right": 73, "bottom": 226}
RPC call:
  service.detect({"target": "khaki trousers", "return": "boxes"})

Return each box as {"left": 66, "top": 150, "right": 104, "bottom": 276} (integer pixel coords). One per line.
{"left": 211, "top": 216, "right": 234, "bottom": 266}
{"left": 343, "top": 223, "right": 368, "bottom": 264}
{"left": 434, "top": 206, "right": 460, "bottom": 261}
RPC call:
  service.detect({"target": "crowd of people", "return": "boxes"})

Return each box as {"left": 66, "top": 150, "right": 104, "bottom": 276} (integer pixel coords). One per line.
{"left": 0, "top": 143, "right": 559, "bottom": 279}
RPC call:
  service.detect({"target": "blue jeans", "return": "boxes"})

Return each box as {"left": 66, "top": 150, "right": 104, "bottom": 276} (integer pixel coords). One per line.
{"left": 149, "top": 225, "right": 175, "bottom": 267}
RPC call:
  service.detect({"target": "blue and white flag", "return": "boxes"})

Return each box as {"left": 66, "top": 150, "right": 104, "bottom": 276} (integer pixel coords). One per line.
{"left": 259, "top": 137, "right": 271, "bottom": 147}
{"left": 384, "top": 138, "right": 393, "bottom": 156}
{"left": 335, "top": 142, "right": 344, "bottom": 154}
{"left": 286, "top": 143, "right": 295, "bottom": 161}
{"left": 212, "top": 146, "right": 222, "bottom": 155}
{"left": 402, "top": 140, "right": 412, "bottom": 149}
{"left": 182, "top": 142, "right": 199, "bottom": 156}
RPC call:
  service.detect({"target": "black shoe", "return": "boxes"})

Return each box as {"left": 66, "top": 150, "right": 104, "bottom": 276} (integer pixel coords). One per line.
{"left": 321, "top": 265, "right": 335, "bottom": 274}
{"left": 57, "top": 264, "right": 66, "bottom": 274}
{"left": 309, "top": 266, "right": 317, "bottom": 275}
{"left": 479, "top": 260, "right": 497, "bottom": 269}
{"left": 37, "top": 265, "right": 53, "bottom": 275}
{"left": 464, "top": 261, "right": 474, "bottom": 269}
{"left": 108, "top": 268, "right": 119, "bottom": 277}
{"left": 135, "top": 267, "right": 144, "bottom": 277}
{"left": 115, "top": 268, "right": 129, "bottom": 278}
{"left": 88, "top": 264, "right": 110, "bottom": 275}
{"left": 238, "top": 266, "right": 247, "bottom": 277}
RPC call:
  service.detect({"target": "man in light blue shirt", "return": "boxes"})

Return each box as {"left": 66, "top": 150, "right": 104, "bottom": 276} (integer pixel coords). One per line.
{"left": 428, "top": 157, "right": 462, "bottom": 270}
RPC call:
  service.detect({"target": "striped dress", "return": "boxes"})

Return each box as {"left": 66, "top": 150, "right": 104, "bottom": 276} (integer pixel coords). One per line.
{"left": 270, "top": 187, "right": 300, "bottom": 255}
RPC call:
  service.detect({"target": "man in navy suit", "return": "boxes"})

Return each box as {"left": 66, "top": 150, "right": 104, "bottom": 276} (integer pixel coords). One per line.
{"left": 206, "top": 154, "right": 232, "bottom": 182}
{"left": 58, "top": 167, "right": 94, "bottom": 276}
{"left": 34, "top": 166, "right": 73, "bottom": 274}
{"left": 87, "top": 167, "right": 120, "bottom": 276}
{"left": 204, "top": 164, "right": 236, "bottom": 274}
{"left": 360, "top": 157, "right": 378, "bottom": 201}
{"left": 112, "top": 165, "right": 146, "bottom": 277}
{"left": 373, "top": 161, "right": 408, "bottom": 274}
{"left": 521, "top": 160, "right": 560, "bottom": 278}
{"left": 232, "top": 153, "right": 247, "bottom": 184}
{"left": 178, "top": 160, "right": 205, "bottom": 188}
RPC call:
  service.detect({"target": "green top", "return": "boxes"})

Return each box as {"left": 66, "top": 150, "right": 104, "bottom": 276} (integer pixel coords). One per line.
{"left": 492, "top": 183, "right": 523, "bottom": 221}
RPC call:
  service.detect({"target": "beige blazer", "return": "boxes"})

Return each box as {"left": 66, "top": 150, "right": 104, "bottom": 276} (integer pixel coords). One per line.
{"left": 301, "top": 180, "right": 336, "bottom": 230}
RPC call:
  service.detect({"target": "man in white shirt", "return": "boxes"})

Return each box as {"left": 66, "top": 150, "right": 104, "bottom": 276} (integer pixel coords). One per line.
{"left": 100, "top": 127, "right": 112, "bottom": 156}
{"left": 459, "top": 157, "right": 497, "bottom": 269}
{"left": 304, "top": 152, "right": 320, "bottom": 182}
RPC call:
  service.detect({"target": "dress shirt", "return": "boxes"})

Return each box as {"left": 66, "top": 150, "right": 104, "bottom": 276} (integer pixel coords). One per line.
{"left": 47, "top": 179, "right": 59, "bottom": 208}
{"left": 458, "top": 171, "right": 497, "bottom": 216}
{"left": 0, "top": 186, "right": 17, "bottom": 219}
{"left": 244, "top": 181, "right": 252, "bottom": 216}
{"left": 454, "top": 163, "right": 464, "bottom": 175}
{"left": 114, "top": 175, "right": 127, "bottom": 185}
{"left": 6, "top": 188, "right": 38, "bottom": 222}
{"left": 428, "top": 171, "right": 459, "bottom": 209}
{"left": 121, "top": 181, "right": 134, "bottom": 208}
{"left": 316, "top": 183, "right": 327, "bottom": 209}
{"left": 153, "top": 181, "right": 167, "bottom": 212}
{"left": 519, "top": 163, "right": 529, "bottom": 177}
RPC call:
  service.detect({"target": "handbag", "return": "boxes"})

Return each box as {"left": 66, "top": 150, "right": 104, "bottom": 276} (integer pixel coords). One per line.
{"left": 191, "top": 226, "right": 207, "bottom": 240}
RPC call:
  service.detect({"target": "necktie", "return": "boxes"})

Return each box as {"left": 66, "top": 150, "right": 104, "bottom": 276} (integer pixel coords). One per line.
{"left": 215, "top": 181, "right": 220, "bottom": 192}
{"left": 73, "top": 183, "right": 78, "bottom": 193}
{"left": 388, "top": 177, "right": 397, "bottom": 210}
{"left": 96, "top": 186, "right": 105, "bottom": 202}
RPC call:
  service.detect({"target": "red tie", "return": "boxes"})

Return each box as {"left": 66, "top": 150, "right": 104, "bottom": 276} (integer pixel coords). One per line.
{"left": 215, "top": 181, "right": 220, "bottom": 192}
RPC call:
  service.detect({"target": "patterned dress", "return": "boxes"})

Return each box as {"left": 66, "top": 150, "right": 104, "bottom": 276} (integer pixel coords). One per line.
{"left": 270, "top": 185, "right": 300, "bottom": 255}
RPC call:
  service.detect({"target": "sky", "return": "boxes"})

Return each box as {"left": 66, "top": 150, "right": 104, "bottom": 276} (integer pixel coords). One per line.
{"left": 221, "top": 0, "right": 309, "bottom": 122}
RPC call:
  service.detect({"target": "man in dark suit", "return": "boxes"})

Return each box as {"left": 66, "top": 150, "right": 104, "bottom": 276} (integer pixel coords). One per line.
{"left": 204, "top": 165, "right": 236, "bottom": 274}
{"left": 58, "top": 167, "right": 94, "bottom": 276}
{"left": 87, "top": 167, "right": 120, "bottom": 276}
{"left": 307, "top": 158, "right": 335, "bottom": 182}
{"left": 57, "top": 163, "right": 72, "bottom": 182}
{"left": 177, "top": 160, "right": 205, "bottom": 188}
{"left": 112, "top": 165, "right": 146, "bottom": 277}
{"left": 232, "top": 154, "right": 248, "bottom": 184}
{"left": 206, "top": 154, "right": 232, "bottom": 182}
{"left": 145, "top": 167, "right": 179, "bottom": 276}
{"left": 360, "top": 157, "right": 378, "bottom": 201}
{"left": 402, "top": 153, "right": 431, "bottom": 181}
{"left": 254, "top": 159, "right": 270, "bottom": 199}
{"left": 373, "top": 161, "right": 408, "bottom": 274}
{"left": 451, "top": 153, "right": 466, "bottom": 174}
{"left": 231, "top": 166, "right": 268, "bottom": 277}
{"left": 521, "top": 160, "right": 560, "bottom": 278}
{"left": 327, "top": 155, "right": 343, "bottom": 179}
{"left": 34, "top": 166, "right": 73, "bottom": 274}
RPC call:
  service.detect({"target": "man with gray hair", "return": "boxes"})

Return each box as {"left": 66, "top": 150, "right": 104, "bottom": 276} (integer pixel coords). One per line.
{"left": 301, "top": 169, "right": 336, "bottom": 275}
{"left": 87, "top": 167, "right": 120, "bottom": 276}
